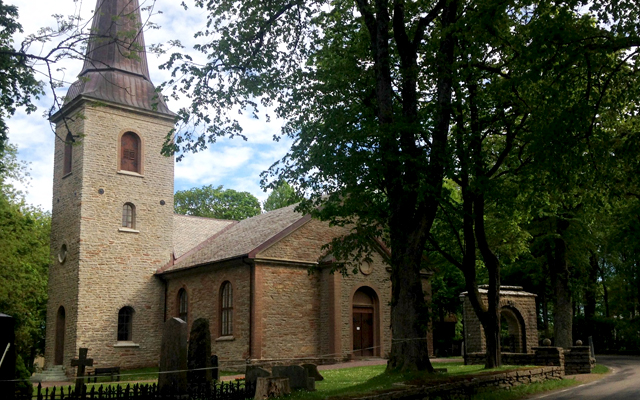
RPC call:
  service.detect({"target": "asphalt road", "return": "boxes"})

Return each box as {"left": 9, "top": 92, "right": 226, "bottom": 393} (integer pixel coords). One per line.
{"left": 530, "top": 355, "right": 640, "bottom": 400}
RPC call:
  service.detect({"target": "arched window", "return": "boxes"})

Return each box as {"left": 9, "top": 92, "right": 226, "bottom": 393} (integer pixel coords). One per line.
{"left": 117, "top": 307, "right": 134, "bottom": 341}
{"left": 63, "top": 133, "right": 73, "bottom": 175}
{"left": 122, "top": 203, "right": 135, "bottom": 229}
{"left": 220, "top": 282, "right": 233, "bottom": 336}
{"left": 178, "top": 288, "right": 188, "bottom": 324}
{"left": 120, "top": 132, "right": 141, "bottom": 173}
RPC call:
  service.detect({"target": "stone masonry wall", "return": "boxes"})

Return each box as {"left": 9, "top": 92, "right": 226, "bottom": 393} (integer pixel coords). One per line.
{"left": 462, "top": 288, "right": 537, "bottom": 354}
{"left": 339, "top": 252, "right": 392, "bottom": 359}
{"left": 45, "top": 105, "right": 86, "bottom": 370}
{"left": 257, "top": 263, "right": 323, "bottom": 360}
{"left": 48, "top": 102, "right": 175, "bottom": 373}
{"left": 257, "top": 218, "right": 393, "bottom": 360}
{"left": 164, "top": 262, "right": 251, "bottom": 369}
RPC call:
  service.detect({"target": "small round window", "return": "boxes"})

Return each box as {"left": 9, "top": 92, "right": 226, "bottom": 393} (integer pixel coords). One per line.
{"left": 58, "top": 243, "right": 68, "bottom": 264}
{"left": 359, "top": 261, "right": 373, "bottom": 275}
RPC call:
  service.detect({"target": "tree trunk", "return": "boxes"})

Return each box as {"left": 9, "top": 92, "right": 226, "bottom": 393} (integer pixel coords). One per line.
{"left": 584, "top": 252, "right": 598, "bottom": 320}
{"left": 550, "top": 228, "right": 572, "bottom": 348}
{"left": 254, "top": 377, "right": 291, "bottom": 400}
{"left": 388, "top": 253, "right": 433, "bottom": 371}
{"left": 602, "top": 280, "right": 610, "bottom": 318}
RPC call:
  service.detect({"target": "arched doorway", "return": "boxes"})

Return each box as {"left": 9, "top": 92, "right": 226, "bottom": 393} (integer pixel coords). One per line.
{"left": 54, "top": 306, "right": 65, "bottom": 365}
{"left": 352, "top": 287, "right": 378, "bottom": 357}
{"left": 500, "top": 307, "right": 526, "bottom": 353}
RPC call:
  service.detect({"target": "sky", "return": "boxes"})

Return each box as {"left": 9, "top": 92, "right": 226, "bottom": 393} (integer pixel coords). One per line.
{"left": 6, "top": 0, "right": 291, "bottom": 211}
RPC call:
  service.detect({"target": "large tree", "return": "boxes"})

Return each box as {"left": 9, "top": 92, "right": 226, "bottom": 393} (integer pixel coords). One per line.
{"left": 0, "top": 144, "right": 50, "bottom": 373}
{"left": 174, "top": 184, "right": 261, "bottom": 220}
{"left": 162, "top": 0, "right": 640, "bottom": 370}
{"left": 0, "top": 0, "right": 42, "bottom": 156}
{"left": 263, "top": 180, "right": 302, "bottom": 211}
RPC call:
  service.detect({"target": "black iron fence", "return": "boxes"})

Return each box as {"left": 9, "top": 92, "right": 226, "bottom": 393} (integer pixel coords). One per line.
{"left": 18, "top": 380, "right": 255, "bottom": 400}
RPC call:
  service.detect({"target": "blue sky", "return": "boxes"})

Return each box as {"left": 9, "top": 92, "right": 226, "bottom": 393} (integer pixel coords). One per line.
{"left": 7, "top": 0, "right": 291, "bottom": 211}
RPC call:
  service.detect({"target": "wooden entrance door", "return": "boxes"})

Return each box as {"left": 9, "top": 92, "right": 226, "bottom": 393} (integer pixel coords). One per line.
{"left": 54, "top": 306, "right": 65, "bottom": 365}
{"left": 353, "top": 307, "right": 374, "bottom": 357}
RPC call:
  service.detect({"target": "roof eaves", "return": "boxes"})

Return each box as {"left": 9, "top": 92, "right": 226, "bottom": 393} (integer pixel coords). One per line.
{"left": 156, "top": 254, "right": 248, "bottom": 276}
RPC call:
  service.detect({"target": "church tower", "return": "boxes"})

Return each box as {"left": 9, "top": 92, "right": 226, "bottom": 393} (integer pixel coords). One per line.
{"left": 45, "top": 0, "right": 175, "bottom": 371}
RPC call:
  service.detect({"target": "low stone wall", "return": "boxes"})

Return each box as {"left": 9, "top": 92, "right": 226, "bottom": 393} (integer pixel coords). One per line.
{"left": 353, "top": 367, "right": 564, "bottom": 400}
{"left": 466, "top": 346, "right": 595, "bottom": 375}
{"left": 221, "top": 357, "right": 346, "bottom": 372}
{"left": 564, "top": 347, "right": 595, "bottom": 375}
{"left": 465, "top": 352, "right": 536, "bottom": 366}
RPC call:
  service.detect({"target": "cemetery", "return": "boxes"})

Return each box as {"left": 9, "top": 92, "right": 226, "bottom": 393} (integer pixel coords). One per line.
{"left": 1, "top": 309, "right": 602, "bottom": 400}
{"left": 3, "top": 0, "right": 638, "bottom": 398}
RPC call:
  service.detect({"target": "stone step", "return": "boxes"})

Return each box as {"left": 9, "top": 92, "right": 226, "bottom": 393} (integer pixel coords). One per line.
{"left": 31, "top": 366, "right": 69, "bottom": 383}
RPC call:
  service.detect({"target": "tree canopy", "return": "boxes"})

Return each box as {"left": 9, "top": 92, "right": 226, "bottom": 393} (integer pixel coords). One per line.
{"left": 174, "top": 184, "right": 261, "bottom": 220}
{"left": 0, "top": 143, "right": 50, "bottom": 373}
{"left": 263, "top": 181, "right": 302, "bottom": 211}
{"left": 0, "top": 0, "right": 42, "bottom": 157}
{"left": 162, "top": 0, "right": 640, "bottom": 370}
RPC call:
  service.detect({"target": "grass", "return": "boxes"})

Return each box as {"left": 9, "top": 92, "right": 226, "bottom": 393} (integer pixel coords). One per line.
{"left": 43, "top": 362, "right": 610, "bottom": 400}
{"left": 592, "top": 364, "right": 609, "bottom": 374}
{"left": 469, "top": 379, "right": 579, "bottom": 400}
{"left": 85, "top": 366, "right": 239, "bottom": 384}
{"left": 283, "top": 363, "right": 544, "bottom": 400}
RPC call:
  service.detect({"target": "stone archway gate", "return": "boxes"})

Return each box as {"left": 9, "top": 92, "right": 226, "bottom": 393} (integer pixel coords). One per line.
{"left": 460, "top": 286, "right": 537, "bottom": 354}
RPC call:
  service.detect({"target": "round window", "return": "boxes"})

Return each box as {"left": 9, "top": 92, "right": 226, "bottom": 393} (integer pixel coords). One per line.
{"left": 359, "top": 261, "right": 373, "bottom": 275}
{"left": 58, "top": 243, "right": 68, "bottom": 264}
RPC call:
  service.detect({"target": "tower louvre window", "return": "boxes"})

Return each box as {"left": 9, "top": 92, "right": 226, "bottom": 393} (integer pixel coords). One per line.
{"left": 122, "top": 203, "right": 135, "bottom": 229}
{"left": 120, "top": 132, "right": 141, "bottom": 173}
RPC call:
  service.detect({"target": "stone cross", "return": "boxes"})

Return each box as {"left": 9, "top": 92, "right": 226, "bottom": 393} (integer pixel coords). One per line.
{"left": 71, "top": 348, "right": 93, "bottom": 393}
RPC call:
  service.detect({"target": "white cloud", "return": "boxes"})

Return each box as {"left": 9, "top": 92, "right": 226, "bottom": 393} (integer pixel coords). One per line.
{"left": 6, "top": 0, "right": 292, "bottom": 212}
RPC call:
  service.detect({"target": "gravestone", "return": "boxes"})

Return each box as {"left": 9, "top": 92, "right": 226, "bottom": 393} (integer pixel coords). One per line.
{"left": 210, "top": 354, "right": 219, "bottom": 381}
{"left": 302, "top": 364, "right": 324, "bottom": 381}
{"left": 71, "top": 348, "right": 93, "bottom": 394}
{"left": 246, "top": 366, "right": 271, "bottom": 388}
{"left": 188, "top": 318, "right": 212, "bottom": 389}
{"left": 159, "top": 317, "right": 188, "bottom": 395}
{"left": 272, "top": 365, "right": 311, "bottom": 390}
{"left": 0, "top": 314, "right": 16, "bottom": 399}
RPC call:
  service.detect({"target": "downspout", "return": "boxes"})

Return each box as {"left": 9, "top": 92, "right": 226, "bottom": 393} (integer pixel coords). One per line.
{"left": 242, "top": 256, "right": 254, "bottom": 361}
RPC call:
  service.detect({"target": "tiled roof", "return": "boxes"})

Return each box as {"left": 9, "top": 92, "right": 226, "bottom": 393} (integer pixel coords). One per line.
{"left": 173, "top": 214, "right": 236, "bottom": 259}
{"left": 159, "top": 204, "right": 307, "bottom": 274}
{"left": 59, "top": 0, "right": 174, "bottom": 117}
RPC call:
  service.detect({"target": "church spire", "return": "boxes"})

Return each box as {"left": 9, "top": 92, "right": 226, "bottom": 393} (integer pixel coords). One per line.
{"left": 60, "top": 0, "right": 173, "bottom": 116}
{"left": 80, "top": 0, "right": 152, "bottom": 80}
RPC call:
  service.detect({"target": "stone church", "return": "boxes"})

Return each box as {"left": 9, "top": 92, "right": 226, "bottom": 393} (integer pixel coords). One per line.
{"left": 43, "top": 0, "right": 432, "bottom": 375}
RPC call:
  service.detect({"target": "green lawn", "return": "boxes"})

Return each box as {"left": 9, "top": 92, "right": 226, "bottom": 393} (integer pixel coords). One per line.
{"left": 284, "top": 363, "right": 541, "bottom": 400}
{"left": 285, "top": 363, "right": 610, "bottom": 400}
{"left": 43, "top": 362, "right": 610, "bottom": 400}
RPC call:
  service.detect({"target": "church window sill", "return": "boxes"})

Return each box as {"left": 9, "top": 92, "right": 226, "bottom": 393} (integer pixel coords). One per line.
{"left": 216, "top": 336, "right": 235, "bottom": 342}
{"left": 118, "top": 228, "right": 140, "bottom": 234}
{"left": 113, "top": 341, "right": 140, "bottom": 348}
{"left": 117, "top": 170, "right": 144, "bottom": 178}
{"left": 62, "top": 172, "right": 72, "bottom": 179}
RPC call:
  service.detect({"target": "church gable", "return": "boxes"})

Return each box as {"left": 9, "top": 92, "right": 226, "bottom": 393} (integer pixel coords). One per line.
{"left": 253, "top": 218, "right": 351, "bottom": 263}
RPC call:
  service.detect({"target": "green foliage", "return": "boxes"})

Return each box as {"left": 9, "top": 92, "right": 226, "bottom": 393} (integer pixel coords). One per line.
{"left": 174, "top": 185, "right": 261, "bottom": 220}
{"left": 161, "top": 0, "right": 640, "bottom": 366}
{"left": 0, "top": 144, "right": 50, "bottom": 372}
{"left": 0, "top": 0, "right": 43, "bottom": 157}
{"left": 263, "top": 181, "right": 302, "bottom": 212}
